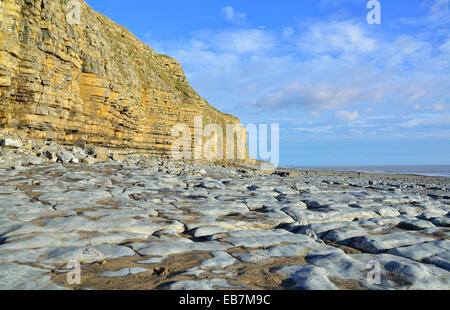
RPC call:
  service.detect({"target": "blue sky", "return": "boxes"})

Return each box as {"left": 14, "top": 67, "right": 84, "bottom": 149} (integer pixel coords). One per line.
{"left": 85, "top": 0, "right": 450, "bottom": 166}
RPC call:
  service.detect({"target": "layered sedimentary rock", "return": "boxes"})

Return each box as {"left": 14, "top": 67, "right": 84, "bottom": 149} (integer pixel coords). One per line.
{"left": 0, "top": 0, "right": 248, "bottom": 160}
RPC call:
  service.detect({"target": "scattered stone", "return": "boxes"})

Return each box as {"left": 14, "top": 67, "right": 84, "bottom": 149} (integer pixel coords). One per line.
{"left": 0, "top": 138, "right": 23, "bottom": 148}
{"left": 56, "top": 151, "right": 75, "bottom": 164}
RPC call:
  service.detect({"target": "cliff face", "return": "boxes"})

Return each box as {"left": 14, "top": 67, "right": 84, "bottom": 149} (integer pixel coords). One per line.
{"left": 0, "top": 0, "right": 248, "bottom": 161}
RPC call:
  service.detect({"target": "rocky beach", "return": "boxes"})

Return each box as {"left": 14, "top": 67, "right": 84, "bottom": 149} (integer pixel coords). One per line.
{"left": 0, "top": 141, "right": 449, "bottom": 290}
{"left": 1, "top": 0, "right": 449, "bottom": 292}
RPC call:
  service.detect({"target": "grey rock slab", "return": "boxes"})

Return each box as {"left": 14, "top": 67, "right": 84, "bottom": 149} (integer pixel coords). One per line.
{"left": 306, "top": 251, "right": 366, "bottom": 281}
{"left": 182, "top": 216, "right": 231, "bottom": 231}
{"left": 191, "top": 226, "right": 229, "bottom": 238}
{"left": 297, "top": 222, "right": 359, "bottom": 238}
{"left": 387, "top": 240, "right": 450, "bottom": 261}
{"left": 136, "top": 240, "right": 232, "bottom": 256}
{"left": 35, "top": 216, "right": 96, "bottom": 233}
{"left": 305, "top": 246, "right": 347, "bottom": 259}
{"left": 232, "top": 241, "right": 335, "bottom": 264}
{"left": 423, "top": 251, "right": 450, "bottom": 271}
{"left": 0, "top": 233, "right": 80, "bottom": 251}
{"left": 197, "top": 251, "right": 240, "bottom": 269}
{"left": 126, "top": 237, "right": 184, "bottom": 252}
{"left": 224, "top": 229, "right": 290, "bottom": 239}
{"left": 431, "top": 217, "right": 450, "bottom": 228}
{"left": 301, "top": 199, "right": 333, "bottom": 209}
{"left": 378, "top": 215, "right": 412, "bottom": 226}
{"left": 274, "top": 187, "right": 298, "bottom": 196}
{"left": 38, "top": 189, "right": 112, "bottom": 205}
{"left": 0, "top": 248, "right": 43, "bottom": 264}
{"left": 298, "top": 251, "right": 450, "bottom": 290}
{"left": 81, "top": 216, "right": 174, "bottom": 235}
{"left": 371, "top": 253, "right": 450, "bottom": 289}
{"left": 211, "top": 270, "right": 237, "bottom": 277}
{"left": 100, "top": 268, "right": 131, "bottom": 278}
{"left": 418, "top": 211, "right": 446, "bottom": 220}
{"left": 167, "top": 278, "right": 245, "bottom": 290}
{"left": 266, "top": 243, "right": 318, "bottom": 258}
{"left": 301, "top": 229, "right": 320, "bottom": 241}
{"left": 0, "top": 232, "right": 149, "bottom": 251}
{"left": 257, "top": 208, "right": 296, "bottom": 226}
{"left": 358, "top": 219, "right": 382, "bottom": 227}
{"left": 419, "top": 227, "right": 447, "bottom": 235}
{"left": 0, "top": 221, "right": 47, "bottom": 237}
{"left": 177, "top": 267, "right": 206, "bottom": 277}
{"left": 0, "top": 263, "right": 65, "bottom": 290}
{"left": 396, "top": 205, "right": 424, "bottom": 217}
{"left": 244, "top": 196, "right": 278, "bottom": 211}
{"left": 136, "top": 257, "right": 167, "bottom": 264}
{"left": 222, "top": 232, "right": 314, "bottom": 248}
{"left": 81, "top": 208, "right": 158, "bottom": 219}
{"left": 42, "top": 244, "right": 136, "bottom": 264}
{"left": 273, "top": 265, "right": 338, "bottom": 290}
{"left": 100, "top": 267, "right": 148, "bottom": 278}
{"left": 196, "top": 178, "right": 226, "bottom": 190}
{"left": 323, "top": 227, "right": 370, "bottom": 245}
{"left": 184, "top": 200, "right": 249, "bottom": 217}
{"left": 153, "top": 228, "right": 182, "bottom": 239}
{"left": 233, "top": 250, "right": 272, "bottom": 264}
{"left": 0, "top": 192, "right": 37, "bottom": 208}
{"left": 375, "top": 207, "right": 401, "bottom": 218}
{"left": 80, "top": 232, "right": 150, "bottom": 246}
{"left": 280, "top": 206, "right": 308, "bottom": 223}
{"left": 287, "top": 208, "right": 380, "bottom": 225}
{"left": 0, "top": 202, "right": 55, "bottom": 222}
{"left": 352, "top": 232, "right": 435, "bottom": 254}
{"left": 397, "top": 219, "right": 436, "bottom": 231}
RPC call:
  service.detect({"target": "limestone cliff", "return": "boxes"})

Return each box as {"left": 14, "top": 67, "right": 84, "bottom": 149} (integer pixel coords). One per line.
{"left": 0, "top": 0, "right": 248, "bottom": 161}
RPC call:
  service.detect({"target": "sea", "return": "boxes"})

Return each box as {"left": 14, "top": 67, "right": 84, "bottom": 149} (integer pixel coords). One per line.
{"left": 290, "top": 165, "right": 450, "bottom": 179}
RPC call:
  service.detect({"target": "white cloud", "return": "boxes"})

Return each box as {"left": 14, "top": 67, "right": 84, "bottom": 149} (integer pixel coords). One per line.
{"left": 428, "top": 0, "right": 450, "bottom": 25}
{"left": 401, "top": 118, "right": 428, "bottom": 128}
{"left": 400, "top": 115, "right": 450, "bottom": 128}
{"left": 215, "top": 29, "right": 274, "bottom": 53}
{"left": 222, "top": 6, "right": 234, "bottom": 20}
{"left": 440, "top": 39, "right": 450, "bottom": 52}
{"left": 349, "top": 129, "right": 364, "bottom": 135}
{"left": 221, "top": 6, "right": 246, "bottom": 24}
{"left": 433, "top": 102, "right": 448, "bottom": 111}
{"left": 283, "top": 27, "right": 295, "bottom": 37}
{"left": 254, "top": 82, "right": 366, "bottom": 113}
{"left": 335, "top": 110, "right": 360, "bottom": 122}
{"left": 150, "top": 8, "right": 450, "bottom": 142}
{"left": 293, "top": 126, "right": 334, "bottom": 133}
{"left": 298, "top": 20, "right": 377, "bottom": 54}
{"left": 318, "top": 0, "right": 366, "bottom": 8}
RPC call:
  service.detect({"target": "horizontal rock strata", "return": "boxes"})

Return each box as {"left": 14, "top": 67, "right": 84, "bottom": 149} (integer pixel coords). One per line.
{"left": 0, "top": 0, "right": 248, "bottom": 161}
